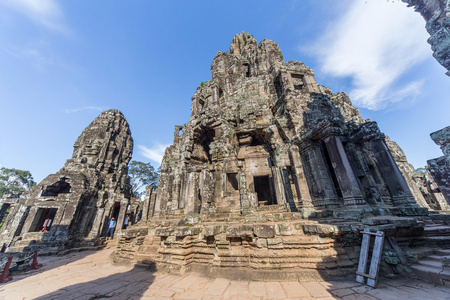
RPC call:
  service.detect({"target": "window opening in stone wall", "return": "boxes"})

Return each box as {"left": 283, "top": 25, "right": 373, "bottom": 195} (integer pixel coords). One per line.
{"left": 197, "top": 189, "right": 202, "bottom": 214}
{"left": 29, "top": 208, "right": 57, "bottom": 232}
{"left": 226, "top": 173, "right": 239, "bottom": 191}
{"left": 198, "top": 98, "right": 205, "bottom": 110}
{"left": 250, "top": 132, "right": 266, "bottom": 147}
{"left": 321, "top": 143, "right": 343, "bottom": 198}
{"left": 218, "top": 88, "right": 223, "bottom": 99}
{"left": 178, "top": 128, "right": 183, "bottom": 136}
{"left": 243, "top": 63, "right": 250, "bottom": 77}
{"left": 254, "top": 175, "right": 275, "bottom": 205}
{"left": 291, "top": 74, "right": 304, "bottom": 90}
{"left": 41, "top": 178, "right": 71, "bottom": 196}
{"left": 192, "top": 128, "right": 215, "bottom": 164}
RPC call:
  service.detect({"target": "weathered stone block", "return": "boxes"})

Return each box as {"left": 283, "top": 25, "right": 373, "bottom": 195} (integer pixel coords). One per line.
{"left": 362, "top": 217, "right": 389, "bottom": 226}
{"left": 253, "top": 225, "right": 276, "bottom": 238}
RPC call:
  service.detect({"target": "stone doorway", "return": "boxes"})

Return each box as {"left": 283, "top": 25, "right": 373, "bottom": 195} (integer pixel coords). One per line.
{"left": 29, "top": 208, "right": 57, "bottom": 232}
{"left": 254, "top": 175, "right": 275, "bottom": 205}
{"left": 112, "top": 202, "right": 121, "bottom": 220}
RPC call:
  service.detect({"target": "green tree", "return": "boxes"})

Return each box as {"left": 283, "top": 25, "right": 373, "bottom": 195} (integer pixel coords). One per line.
{"left": 0, "top": 167, "right": 36, "bottom": 198}
{"left": 128, "top": 161, "right": 159, "bottom": 197}
{"left": 415, "top": 167, "right": 427, "bottom": 175}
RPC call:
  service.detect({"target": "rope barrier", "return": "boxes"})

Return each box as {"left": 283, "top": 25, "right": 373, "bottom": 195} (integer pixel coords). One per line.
{"left": 4, "top": 245, "right": 23, "bottom": 253}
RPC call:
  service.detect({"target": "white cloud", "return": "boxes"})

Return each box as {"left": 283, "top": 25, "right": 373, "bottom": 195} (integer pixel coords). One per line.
{"left": 0, "top": 0, "right": 67, "bottom": 33}
{"left": 64, "top": 106, "right": 109, "bottom": 114}
{"left": 138, "top": 144, "right": 169, "bottom": 165}
{"left": 309, "top": 0, "right": 430, "bottom": 110}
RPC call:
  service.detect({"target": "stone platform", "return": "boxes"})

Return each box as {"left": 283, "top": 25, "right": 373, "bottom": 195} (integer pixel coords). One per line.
{"left": 112, "top": 211, "right": 446, "bottom": 282}
{"left": 2, "top": 246, "right": 450, "bottom": 299}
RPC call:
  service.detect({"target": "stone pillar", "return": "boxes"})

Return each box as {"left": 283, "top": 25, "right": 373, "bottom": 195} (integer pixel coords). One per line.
{"left": 88, "top": 207, "right": 105, "bottom": 239}
{"left": 300, "top": 140, "right": 339, "bottom": 208}
{"left": 288, "top": 147, "right": 313, "bottom": 208}
{"left": 200, "top": 170, "right": 214, "bottom": 213}
{"left": 281, "top": 168, "right": 295, "bottom": 209}
{"left": 154, "top": 170, "right": 176, "bottom": 216}
{"left": 115, "top": 198, "right": 128, "bottom": 234}
{"left": 239, "top": 171, "right": 256, "bottom": 213}
{"left": 149, "top": 193, "right": 157, "bottom": 217}
{"left": 184, "top": 172, "right": 199, "bottom": 214}
{"left": 324, "top": 136, "right": 366, "bottom": 206}
{"left": 370, "top": 139, "right": 417, "bottom": 206}
{"left": 271, "top": 167, "right": 286, "bottom": 205}
{"left": 141, "top": 186, "right": 153, "bottom": 222}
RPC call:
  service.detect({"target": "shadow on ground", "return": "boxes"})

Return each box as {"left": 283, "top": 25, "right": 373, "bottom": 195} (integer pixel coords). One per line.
{"left": 33, "top": 265, "right": 155, "bottom": 300}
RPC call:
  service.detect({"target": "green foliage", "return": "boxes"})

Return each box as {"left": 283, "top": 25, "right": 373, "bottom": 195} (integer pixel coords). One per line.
{"left": 199, "top": 81, "right": 209, "bottom": 88}
{"left": 0, "top": 167, "right": 36, "bottom": 198}
{"left": 128, "top": 160, "right": 160, "bottom": 197}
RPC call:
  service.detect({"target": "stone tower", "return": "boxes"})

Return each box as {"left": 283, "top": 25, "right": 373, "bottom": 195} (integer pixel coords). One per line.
{"left": 114, "top": 33, "right": 442, "bottom": 280}
{"left": 0, "top": 109, "right": 133, "bottom": 252}
{"left": 153, "top": 32, "right": 422, "bottom": 217}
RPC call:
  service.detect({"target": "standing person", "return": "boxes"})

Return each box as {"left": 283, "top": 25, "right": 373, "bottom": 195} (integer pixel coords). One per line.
{"left": 106, "top": 217, "right": 116, "bottom": 239}
{"left": 123, "top": 215, "right": 129, "bottom": 230}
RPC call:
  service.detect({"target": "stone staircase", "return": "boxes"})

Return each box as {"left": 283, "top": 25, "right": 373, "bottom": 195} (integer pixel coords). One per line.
{"left": 406, "top": 221, "right": 450, "bottom": 285}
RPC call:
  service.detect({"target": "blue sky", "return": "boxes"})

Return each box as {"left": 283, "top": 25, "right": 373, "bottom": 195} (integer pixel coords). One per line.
{"left": 0, "top": 0, "right": 448, "bottom": 183}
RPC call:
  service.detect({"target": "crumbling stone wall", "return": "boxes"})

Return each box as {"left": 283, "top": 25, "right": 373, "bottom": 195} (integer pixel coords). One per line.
{"left": 428, "top": 126, "right": 450, "bottom": 204}
{"left": 0, "top": 109, "right": 133, "bottom": 252}
{"left": 402, "top": 0, "right": 450, "bottom": 76}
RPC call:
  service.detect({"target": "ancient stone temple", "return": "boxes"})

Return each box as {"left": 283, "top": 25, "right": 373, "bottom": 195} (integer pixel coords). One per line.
{"left": 0, "top": 109, "right": 133, "bottom": 253}
{"left": 114, "top": 33, "right": 450, "bottom": 281}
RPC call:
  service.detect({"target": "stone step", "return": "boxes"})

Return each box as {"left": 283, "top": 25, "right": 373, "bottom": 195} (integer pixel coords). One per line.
{"left": 424, "top": 236, "right": 450, "bottom": 248}
{"left": 435, "top": 249, "right": 450, "bottom": 256}
{"left": 256, "top": 205, "right": 286, "bottom": 212}
{"left": 418, "top": 259, "right": 448, "bottom": 269}
{"left": 404, "top": 246, "right": 437, "bottom": 261}
{"left": 429, "top": 213, "right": 450, "bottom": 224}
{"left": 409, "top": 263, "right": 450, "bottom": 285}
{"left": 423, "top": 225, "right": 450, "bottom": 236}
{"left": 57, "top": 245, "right": 105, "bottom": 256}
{"left": 427, "top": 254, "right": 450, "bottom": 261}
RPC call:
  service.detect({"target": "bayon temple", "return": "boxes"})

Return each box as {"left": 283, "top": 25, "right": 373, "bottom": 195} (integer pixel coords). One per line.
{"left": 112, "top": 33, "right": 450, "bottom": 280}
{"left": 1, "top": 32, "right": 450, "bottom": 281}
